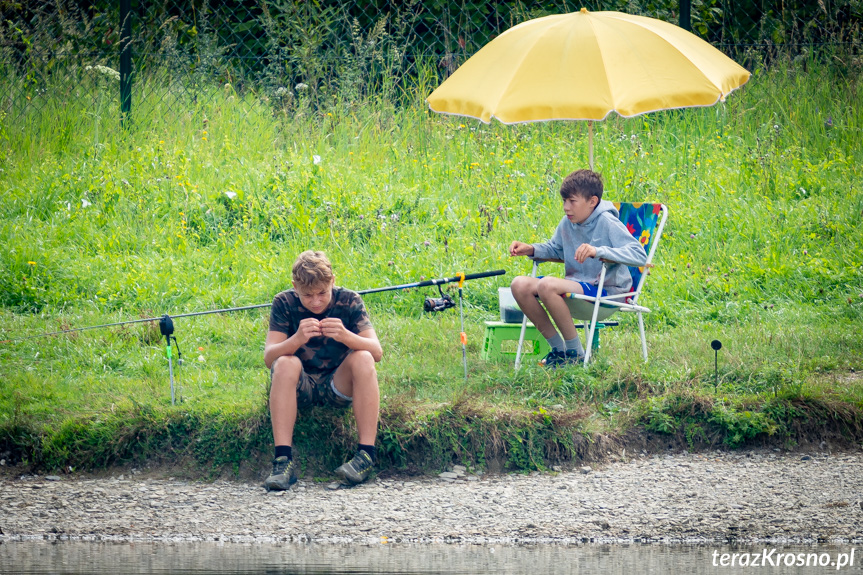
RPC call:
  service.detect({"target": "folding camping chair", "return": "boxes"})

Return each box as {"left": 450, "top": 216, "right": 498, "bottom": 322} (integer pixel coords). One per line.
{"left": 514, "top": 202, "right": 668, "bottom": 368}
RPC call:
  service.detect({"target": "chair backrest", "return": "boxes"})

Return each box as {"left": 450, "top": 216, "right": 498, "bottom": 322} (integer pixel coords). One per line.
{"left": 612, "top": 202, "right": 668, "bottom": 298}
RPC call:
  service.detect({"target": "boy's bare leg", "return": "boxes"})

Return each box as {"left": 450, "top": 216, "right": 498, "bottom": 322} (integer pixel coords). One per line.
{"left": 510, "top": 276, "right": 558, "bottom": 338}
{"left": 536, "top": 276, "right": 586, "bottom": 341}
{"left": 269, "top": 355, "right": 302, "bottom": 447}
{"left": 333, "top": 350, "right": 379, "bottom": 445}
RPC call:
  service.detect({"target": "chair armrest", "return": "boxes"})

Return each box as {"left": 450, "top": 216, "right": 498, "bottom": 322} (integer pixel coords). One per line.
{"left": 533, "top": 256, "right": 653, "bottom": 268}
{"left": 598, "top": 257, "right": 655, "bottom": 268}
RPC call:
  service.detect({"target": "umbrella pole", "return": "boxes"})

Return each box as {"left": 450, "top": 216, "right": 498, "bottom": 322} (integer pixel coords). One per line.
{"left": 588, "top": 120, "right": 594, "bottom": 171}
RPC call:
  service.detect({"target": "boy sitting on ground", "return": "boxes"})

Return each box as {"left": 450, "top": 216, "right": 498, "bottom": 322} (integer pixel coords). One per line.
{"left": 508, "top": 169, "right": 647, "bottom": 367}
{"left": 263, "top": 250, "right": 383, "bottom": 491}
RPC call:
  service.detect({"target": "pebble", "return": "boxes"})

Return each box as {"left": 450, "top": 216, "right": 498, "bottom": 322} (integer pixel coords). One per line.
{"left": 1, "top": 450, "right": 862, "bottom": 544}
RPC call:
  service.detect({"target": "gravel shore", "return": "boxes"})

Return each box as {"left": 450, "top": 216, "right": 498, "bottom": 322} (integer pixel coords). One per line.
{"left": 2, "top": 449, "right": 862, "bottom": 545}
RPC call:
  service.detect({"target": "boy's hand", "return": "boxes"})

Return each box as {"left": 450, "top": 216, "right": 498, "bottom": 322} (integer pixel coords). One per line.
{"left": 297, "top": 318, "right": 322, "bottom": 343}
{"left": 574, "top": 243, "right": 597, "bottom": 263}
{"left": 320, "top": 318, "right": 349, "bottom": 342}
{"left": 509, "top": 241, "right": 535, "bottom": 257}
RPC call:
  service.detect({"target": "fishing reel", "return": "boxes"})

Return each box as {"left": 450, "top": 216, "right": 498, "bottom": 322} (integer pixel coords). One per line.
{"left": 424, "top": 285, "right": 456, "bottom": 312}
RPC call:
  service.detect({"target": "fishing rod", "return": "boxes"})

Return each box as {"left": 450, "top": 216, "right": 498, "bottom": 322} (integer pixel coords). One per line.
{"left": 4, "top": 303, "right": 274, "bottom": 343}
{"left": 4, "top": 269, "right": 506, "bottom": 401}
{"left": 4, "top": 270, "right": 505, "bottom": 343}
{"left": 359, "top": 269, "right": 504, "bottom": 383}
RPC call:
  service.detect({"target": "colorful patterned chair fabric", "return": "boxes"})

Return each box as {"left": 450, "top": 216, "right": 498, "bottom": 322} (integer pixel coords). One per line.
{"left": 616, "top": 202, "right": 662, "bottom": 296}
{"left": 515, "top": 202, "right": 668, "bottom": 368}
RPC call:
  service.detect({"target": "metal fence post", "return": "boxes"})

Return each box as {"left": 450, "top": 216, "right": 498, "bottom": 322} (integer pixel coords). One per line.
{"left": 680, "top": 0, "right": 691, "bottom": 31}
{"left": 120, "top": 0, "right": 132, "bottom": 127}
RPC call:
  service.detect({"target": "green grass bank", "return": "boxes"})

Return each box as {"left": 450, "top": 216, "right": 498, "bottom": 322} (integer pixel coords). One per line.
{"left": 1, "top": 52, "right": 862, "bottom": 478}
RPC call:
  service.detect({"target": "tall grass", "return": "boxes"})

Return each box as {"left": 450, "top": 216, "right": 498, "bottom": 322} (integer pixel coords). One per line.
{"left": 4, "top": 54, "right": 861, "bottom": 315}
{"left": 1, "top": 49, "right": 862, "bottom": 470}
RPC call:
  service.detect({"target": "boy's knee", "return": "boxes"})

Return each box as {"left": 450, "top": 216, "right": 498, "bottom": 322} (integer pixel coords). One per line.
{"left": 511, "top": 275, "right": 533, "bottom": 295}
{"left": 350, "top": 350, "right": 376, "bottom": 371}
{"left": 536, "top": 276, "right": 557, "bottom": 295}
{"left": 271, "top": 355, "right": 302, "bottom": 383}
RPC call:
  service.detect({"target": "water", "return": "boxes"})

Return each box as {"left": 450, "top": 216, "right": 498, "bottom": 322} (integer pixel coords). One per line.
{"left": 0, "top": 541, "right": 857, "bottom": 574}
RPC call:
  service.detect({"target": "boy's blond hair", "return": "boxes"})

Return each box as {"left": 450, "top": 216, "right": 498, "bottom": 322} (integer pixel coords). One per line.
{"left": 560, "top": 169, "right": 603, "bottom": 201}
{"left": 292, "top": 250, "right": 334, "bottom": 288}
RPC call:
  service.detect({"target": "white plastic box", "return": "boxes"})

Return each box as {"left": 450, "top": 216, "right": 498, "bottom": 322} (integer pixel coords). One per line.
{"left": 498, "top": 287, "right": 524, "bottom": 323}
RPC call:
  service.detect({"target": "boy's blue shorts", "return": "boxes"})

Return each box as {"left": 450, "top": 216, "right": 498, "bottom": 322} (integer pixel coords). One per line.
{"left": 576, "top": 282, "right": 608, "bottom": 298}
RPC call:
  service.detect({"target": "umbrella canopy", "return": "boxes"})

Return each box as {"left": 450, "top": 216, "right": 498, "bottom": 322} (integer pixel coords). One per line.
{"left": 427, "top": 8, "right": 750, "bottom": 166}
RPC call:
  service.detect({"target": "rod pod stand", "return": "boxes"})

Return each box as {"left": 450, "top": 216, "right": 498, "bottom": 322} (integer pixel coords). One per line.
{"left": 711, "top": 339, "right": 722, "bottom": 392}
{"left": 159, "top": 314, "right": 176, "bottom": 405}
{"left": 456, "top": 273, "right": 468, "bottom": 383}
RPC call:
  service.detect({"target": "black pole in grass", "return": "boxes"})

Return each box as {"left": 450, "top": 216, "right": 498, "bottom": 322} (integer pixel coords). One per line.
{"left": 119, "top": 0, "right": 132, "bottom": 128}
{"left": 711, "top": 339, "right": 723, "bottom": 391}
{"left": 679, "top": 0, "right": 691, "bottom": 31}
{"left": 159, "top": 314, "right": 182, "bottom": 405}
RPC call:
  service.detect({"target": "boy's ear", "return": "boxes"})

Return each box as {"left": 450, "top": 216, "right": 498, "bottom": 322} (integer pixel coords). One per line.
{"left": 590, "top": 195, "right": 600, "bottom": 208}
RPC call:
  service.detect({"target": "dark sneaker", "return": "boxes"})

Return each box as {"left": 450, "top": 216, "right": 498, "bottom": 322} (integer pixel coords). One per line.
{"left": 539, "top": 349, "right": 565, "bottom": 367}
{"left": 264, "top": 456, "right": 297, "bottom": 492}
{"left": 334, "top": 450, "right": 374, "bottom": 485}
{"left": 561, "top": 349, "right": 585, "bottom": 366}
{"left": 541, "top": 349, "right": 583, "bottom": 368}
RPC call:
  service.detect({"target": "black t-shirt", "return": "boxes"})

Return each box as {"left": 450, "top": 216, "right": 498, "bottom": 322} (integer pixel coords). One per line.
{"left": 268, "top": 287, "right": 373, "bottom": 375}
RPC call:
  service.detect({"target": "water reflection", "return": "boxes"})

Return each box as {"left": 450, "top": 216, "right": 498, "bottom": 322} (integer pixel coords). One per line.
{"left": 0, "top": 541, "right": 856, "bottom": 574}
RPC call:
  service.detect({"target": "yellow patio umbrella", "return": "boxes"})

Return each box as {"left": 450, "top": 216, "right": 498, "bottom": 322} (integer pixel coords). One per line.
{"left": 427, "top": 8, "right": 750, "bottom": 168}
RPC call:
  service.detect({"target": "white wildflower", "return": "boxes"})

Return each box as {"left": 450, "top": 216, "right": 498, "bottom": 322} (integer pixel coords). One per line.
{"left": 81, "top": 198, "right": 92, "bottom": 208}
{"left": 86, "top": 64, "right": 120, "bottom": 81}
{"left": 313, "top": 155, "right": 321, "bottom": 165}
{"left": 295, "top": 83, "right": 309, "bottom": 91}
{"left": 224, "top": 191, "right": 237, "bottom": 200}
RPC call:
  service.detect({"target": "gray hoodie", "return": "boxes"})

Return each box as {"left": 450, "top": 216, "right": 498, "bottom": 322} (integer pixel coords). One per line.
{"left": 531, "top": 200, "right": 648, "bottom": 295}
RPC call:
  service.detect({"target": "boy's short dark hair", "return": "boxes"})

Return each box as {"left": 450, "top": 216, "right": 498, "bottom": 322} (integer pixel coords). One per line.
{"left": 292, "top": 250, "right": 334, "bottom": 288}
{"left": 560, "top": 169, "right": 603, "bottom": 201}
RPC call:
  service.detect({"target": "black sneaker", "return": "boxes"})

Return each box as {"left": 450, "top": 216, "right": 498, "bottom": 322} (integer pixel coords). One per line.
{"left": 334, "top": 450, "right": 374, "bottom": 485}
{"left": 541, "top": 349, "right": 583, "bottom": 368}
{"left": 264, "top": 456, "right": 297, "bottom": 492}
{"left": 560, "top": 349, "right": 585, "bottom": 366}
{"left": 539, "top": 349, "right": 565, "bottom": 367}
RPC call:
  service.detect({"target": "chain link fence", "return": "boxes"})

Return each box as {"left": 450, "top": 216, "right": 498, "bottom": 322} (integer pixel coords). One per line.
{"left": 2, "top": 0, "right": 861, "bottom": 126}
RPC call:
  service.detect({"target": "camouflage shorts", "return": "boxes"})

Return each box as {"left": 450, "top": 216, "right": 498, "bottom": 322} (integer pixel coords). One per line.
{"left": 271, "top": 357, "right": 353, "bottom": 409}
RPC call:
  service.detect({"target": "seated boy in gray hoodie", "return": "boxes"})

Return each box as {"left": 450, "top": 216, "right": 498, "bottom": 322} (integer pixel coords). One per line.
{"left": 509, "top": 169, "right": 647, "bottom": 367}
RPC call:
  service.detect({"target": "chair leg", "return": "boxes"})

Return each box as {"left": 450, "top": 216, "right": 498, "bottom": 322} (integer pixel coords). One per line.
{"left": 514, "top": 315, "right": 529, "bottom": 370}
{"left": 583, "top": 265, "right": 607, "bottom": 367}
{"left": 638, "top": 312, "right": 648, "bottom": 361}
{"left": 583, "top": 314, "right": 599, "bottom": 367}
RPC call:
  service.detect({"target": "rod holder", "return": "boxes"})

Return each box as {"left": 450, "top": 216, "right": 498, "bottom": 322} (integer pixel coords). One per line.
{"left": 711, "top": 339, "right": 722, "bottom": 391}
